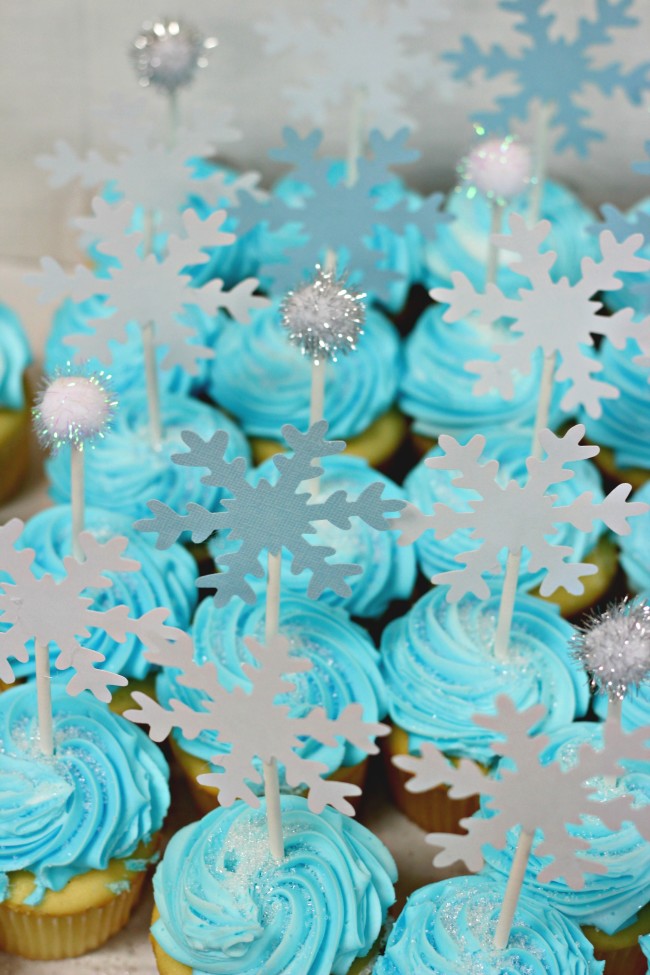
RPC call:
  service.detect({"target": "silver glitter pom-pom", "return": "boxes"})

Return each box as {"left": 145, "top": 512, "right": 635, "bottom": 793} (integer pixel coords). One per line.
{"left": 572, "top": 599, "right": 650, "bottom": 700}
{"left": 33, "top": 366, "right": 117, "bottom": 452}
{"left": 131, "top": 19, "right": 217, "bottom": 94}
{"left": 281, "top": 266, "right": 365, "bottom": 365}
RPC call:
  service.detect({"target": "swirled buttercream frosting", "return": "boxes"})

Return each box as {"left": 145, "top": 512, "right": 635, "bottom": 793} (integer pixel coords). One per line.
{"left": 482, "top": 721, "right": 650, "bottom": 935}
{"left": 374, "top": 875, "right": 604, "bottom": 974}
{"left": 380, "top": 585, "right": 589, "bottom": 764}
{"left": 4, "top": 504, "right": 196, "bottom": 680}
{"left": 0, "top": 684, "right": 169, "bottom": 904}
{"left": 0, "top": 303, "right": 31, "bottom": 409}
{"left": 404, "top": 429, "right": 604, "bottom": 589}
{"left": 47, "top": 392, "right": 250, "bottom": 523}
{"left": 157, "top": 593, "right": 387, "bottom": 784}
{"left": 209, "top": 454, "right": 415, "bottom": 618}
{"left": 208, "top": 302, "right": 401, "bottom": 441}
{"left": 152, "top": 795, "right": 396, "bottom": 975}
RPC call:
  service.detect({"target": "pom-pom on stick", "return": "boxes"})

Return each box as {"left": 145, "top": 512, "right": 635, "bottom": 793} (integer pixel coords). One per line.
{"left": 460, "top": 134, "right": 532, "bottom": 286}
{"left": 33, "top": 369, "right": 116, "bottom": 560}
{"left": 573, "top": 598, "right": 650, "bottom": 724}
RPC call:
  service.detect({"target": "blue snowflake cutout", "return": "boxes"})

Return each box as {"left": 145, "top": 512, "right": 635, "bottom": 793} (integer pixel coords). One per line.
{"left": 259, "top": 127, "right": 452, "bottom": 301}
{"left": 445, "top": 0, "right": 650, "bottom": 156}
{"left": 135, "top": 421, "right": 405, "bottom": 606}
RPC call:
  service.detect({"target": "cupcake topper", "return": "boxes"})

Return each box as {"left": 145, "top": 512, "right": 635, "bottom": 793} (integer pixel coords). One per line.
{"left": 33, "top": 368, "right": 116, "bottom": 560}
{"left": 445, "top": 0, "right": 650, "bottom": 220}
{"left": 125, "top": 628, "right": 388, "bottom": 858}
{"left": 281, "top": 266, "right": 365, "bottom": 432}
{"left": 394, "top": 693, "right": 650, "bottom": 949}
{"left": 261, "top": 127, "right": 451, "bottom": 301}
{"left": 0, "top": 518, "right": 180, "bottom": 755}
{"left": 431, "top": 214, "right": 650, "bottom": 457}
{"left": 592, "top": 141, "right": 650, "bottom": 318}
{"left": 573, "top": 598, "right": 650, "bottom": 724}
{"left": 28, "top": 199, "right": 268, "bottom": 450}
{"left": 459, "top": 135, "right": 532, "bottom": 286}
{"left": 396, "top": 424, "right": 648, "bottom": 658}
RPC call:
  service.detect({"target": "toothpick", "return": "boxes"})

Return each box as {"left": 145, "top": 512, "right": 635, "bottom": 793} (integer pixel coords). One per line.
{"left": 529, "top": 102, "right": 553, "bottom": 225}
{"left": 263, "top": 549, "right": 285, "bottom": 859}
{"left": 141, "top": 210, "right": 164, "bottom": 451}
{"left": 346, "top": 86, "right": 367, "bottom": 188}
{"left": 486, "top": 200, "right": 504, "bottom": 287}
{"left": 494, "top": 828, "right": 535, "bottom": 949}
{"left": 494, "top": 549, "right": 522, "bottom": 660}
{"left": 35, "top": 641, "right": 53, "bottom": 757}
{"left": 531, "top": 352, "right": 557, "bottom": 460}
{"left": 70, "top": 444, "right": 85, "bottom": 561}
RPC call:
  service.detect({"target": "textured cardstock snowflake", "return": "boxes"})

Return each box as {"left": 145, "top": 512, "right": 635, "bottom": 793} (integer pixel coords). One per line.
{"left": 36, "top": 96, "right": 258, "bottom": 237}
{"left": 136, "top": 420, "right": 405, "bottom": 607}
{"left": 259, "top": 127, "right": 451, "bottom": 300}
{"left": 0, "top": 518, "right": 180, "bottom": 701}
{"left": 126, "top": 629, "right": 387, "bottom": 814}
{"left": 394, "top": 694, "right": 649, "bottom": 887}
{"left": 28, "top": 198, "right": 268, "bottom": 376}
{"left": 431, "top": 214, "right": 650, "bottom": 417}
{"left": 445, "top": 0, "right": 650, "bottom": 156}
{"left": 257, "top": 0, "right": 450, "bottom": 134}
{"left": 396, "top": 424, "right": 647, "bottom": 602}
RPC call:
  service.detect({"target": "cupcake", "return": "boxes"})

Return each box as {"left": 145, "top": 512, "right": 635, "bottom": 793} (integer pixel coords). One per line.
{"left": 46, "top": 391, "right": 250, "bottom": 523}
{"left": 380, "top": 585, "right": 589, "bottom": 832}
{"left": 404, "top": 429, "right": 616, "bottom": 616}
{"left": 399, "top": 304, "right": 572, "bottom": 454}
{"left": 374, "top": 874, "right": 604, "bottom": 974}
{"left": 482, "top": 721, "right": 650, "bottom": 974}
{"left": 209, "top": 454, "right": 416, "bottom": 619}
{"left": 580, "top": 337, "right": 650, "bottom": 489}
{"left": 2, "top": 504, "right": 197, "bottom": 710}
{"left": 0, "top": 683, "right": 169, "bottom": 960}
{"left": 157, "top": 594, "right": 387, "bottom": 814}
{"left": 423, "top": 178, "right": 599, "bottom": 295}
{"left": 150, "top": 795, "right": 397, "bottom": 975}
{"left": 0, "top": 303, "right": 32, "bottom": 504}
{"left": 207, "top": 301, "right": 405, "bottom": 470}
{"left": 619, "top": 483, "right": 650, "bottom": 594}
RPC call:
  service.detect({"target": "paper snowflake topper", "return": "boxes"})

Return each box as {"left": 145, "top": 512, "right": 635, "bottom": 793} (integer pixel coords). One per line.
{"left": 126, "top": 629, "right": 387, "bottom": 815}
{"left": 431, "top": 214, "right": 650, "bottom": 418}
{"left": 0, "top": 519, "right": 180, "bottom": 701}
{"left": 33, "top": 368, "right": 116, "bottom": 451}
{"left": 131, "top": 19, "right": 217, "bottom": 94}
{"left": 394, "top": 694, "right": 649, "bottom": 887}
{"left": 281, "top": 266, "right": 365, "bottom": 363}
{"left": 573, "top": 599, "right": 650, "bottom": 701}
{"left": 28, "top": 199, "right": 268, "bottom": 376}
{"left": 257, "top": 0, "right": 449, "bottom": 134}
{"left": 460, "top": 136, "right": 531, "bottom": 205}
{"left": 396, "top": 424, "right": 647, "bottom": 602}
{"left": 36, "top": 96, "right": 255, "bottom": 237}
{"left": 135, "top": 420, "right": 405, "bottom": 607}
{"left": 261, "top": 127, "right": 451, "bottom": 300}
{"left": 593, "top": 141, "right": 650, "bottom": 316}
{"left": 445, "top": 0, "right": 650, "bottom": 156}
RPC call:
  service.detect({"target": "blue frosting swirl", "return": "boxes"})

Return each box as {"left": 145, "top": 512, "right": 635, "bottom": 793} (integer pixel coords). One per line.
{"left": 209, "top": 454, "right": 415, "bottom": 618}
{"left": 482, "top": 721, "right": 650, "bottom": 935}
{"left": 46, "top": 297, "right": 218, "bottom": 399}
{"left": 208, "top": 302, "right": 401, "bottom": 441}
{"left": 580, "top": 337, "right": 650, "bottom": 470}
{"left": 0, "top": 684, "right": 169, "bottom": 904}
{"left": 0, "top": 303, "right": 31, "bottom": 409}
{"left": 3, "top": 505, "right": 196, "bottom": 680}
{"left": 404, "top": 429, "right": 605, "bottom": 590}
{"left": 157, "top": 594, "right": 387, "bottom": 782}
{"left": 374, "top": 875, "right": 604, "bottom": 974}
{"left": 152, "top": 795, "right": 396, "bottom": 975}
{"left": 399, "top": 304, "right": 569, "bottom": 440}
{"left": 601, "top": 196, "right": 650, "bottom": 319}
{"left": 423, "top": 179, "right": 599, "bottom": 294}
{"left": 619, "top": 482, "right": 650, "bottom": 593}
{"left": 380, "top": 585, "right": 589, "bottom": 764}
{"left": 47, "top": 392, "right": 250, "bottom": 523}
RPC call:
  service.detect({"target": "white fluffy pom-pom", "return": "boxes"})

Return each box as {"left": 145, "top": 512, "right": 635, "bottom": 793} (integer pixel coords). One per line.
{"left": 33, "top": 369, "right": 116, "bottom": 452}
{"left": 131, "top": 19, "right": 217, "bottom": 94}
{"left": 460, "top": 137, "right": 532, "bottom": 204}
{"left": 281, "top": 266, "right": 366, "bottom": 365}
{"left": 573, "top": 599, "right": 650, "bottom": 701}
